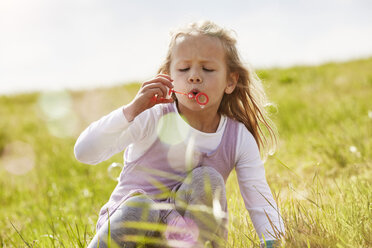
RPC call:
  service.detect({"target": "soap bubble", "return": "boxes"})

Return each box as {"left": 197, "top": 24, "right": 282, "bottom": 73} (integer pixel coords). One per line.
{"left": 37, "top": 90, "right": 79, "bottom": 137}
{"left": 75, "top": 91, "right": 107, "bottom": 124}
{"left": 167, "top": 142, "right": 188, "bottom": 172}
{"left": 349, "top": 146, "right": 357, "bottom": 153}
{"left": 107, "top": 162, "right": 124, "bottom": 181}
{"left": 82, "top": 188, "right": 92, "bottom": 198}
{"left": 349, "top": 146, "right": 361, "bottom": 157}
{"left": 1, "top": 141, "right": 35, "bottom": 175}
{"left": 184, "top": 135, "right": 200, "bottom": 171}
{"left": 265, "top": 102, "right": 278, "bottom": 114}
{"left": 38, "top": 90, "right": 72, "bottom": 120}
{"left": 157, "top": 113, "right": 189, "bottom": 146}
{"left": 45, "top": 112, "right": 79, "bottom": 138}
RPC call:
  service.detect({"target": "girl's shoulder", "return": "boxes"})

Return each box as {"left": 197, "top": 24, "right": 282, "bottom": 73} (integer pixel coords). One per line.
{"left": 234, "top": 120, "right": 262, "bottom": 167}
{"left": 221, "top": 116, "right": 257, "bottom": 152}
{"left": 231, "top": 119, "right": 258, "bottom": 149}
{"left": 225, "top": 116, "right": 255, "bottom": 139}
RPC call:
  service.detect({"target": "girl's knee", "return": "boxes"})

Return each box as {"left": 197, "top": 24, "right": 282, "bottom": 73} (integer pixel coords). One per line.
{"left": 185, "top": 166, "right": 226, "bottom": 204}
{"left": 122, "top": 194, "right": 152, "bottom": 205}
{"left": 95, "top": 195, "right": 161, "bottom": 248}
{"left": 119, "top": 194, "right": 160, "bottom": 222}
{"left": 191, "top": 166, "right": 225, "bottom": 189}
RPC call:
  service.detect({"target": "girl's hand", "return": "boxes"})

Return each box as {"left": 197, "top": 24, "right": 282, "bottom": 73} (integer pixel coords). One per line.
{"left": 123, "top": 74, "right": 174, "bottom": 122}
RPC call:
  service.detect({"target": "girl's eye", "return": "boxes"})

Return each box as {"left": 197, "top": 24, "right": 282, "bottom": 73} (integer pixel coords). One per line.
{"left": 178, "top": 67, "right": 214, "bottom": 72}
{"left": 203, "top": 68, "right": 214, "bottom": 72}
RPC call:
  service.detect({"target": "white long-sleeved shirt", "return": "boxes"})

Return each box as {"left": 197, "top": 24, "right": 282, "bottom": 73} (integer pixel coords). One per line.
{"left": 74, "top": 102, "right": 284, "bottom": 242}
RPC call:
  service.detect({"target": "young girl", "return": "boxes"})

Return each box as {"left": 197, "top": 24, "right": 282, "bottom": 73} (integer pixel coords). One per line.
{"left": 75, "top": 20, "right": 284, "bottom": 248}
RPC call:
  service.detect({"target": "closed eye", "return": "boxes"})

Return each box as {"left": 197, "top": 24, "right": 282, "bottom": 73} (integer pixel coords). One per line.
{"left": 179, "top": 67, "right": 214, "bottom": 72}
{"left": 203, "top": 67, "right": 214, "bottom": 72}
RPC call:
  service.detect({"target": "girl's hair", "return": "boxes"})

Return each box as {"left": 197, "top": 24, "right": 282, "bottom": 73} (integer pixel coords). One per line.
{"left": 158, "top": 20, "right": 277, "bottom": 159}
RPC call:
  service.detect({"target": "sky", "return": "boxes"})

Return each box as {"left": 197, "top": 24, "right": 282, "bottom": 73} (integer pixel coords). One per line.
{"left": 0, "top": 0, "right": 372, "bottom": 94}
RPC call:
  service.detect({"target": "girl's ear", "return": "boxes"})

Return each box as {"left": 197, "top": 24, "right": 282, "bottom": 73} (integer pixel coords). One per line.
{"left": 225, "top": 72, "right": 239, "bottom": 94}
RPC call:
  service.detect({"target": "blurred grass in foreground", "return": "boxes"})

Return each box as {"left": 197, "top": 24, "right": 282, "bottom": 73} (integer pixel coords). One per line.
{"left": 0, "top": 57, "right": 371, "bottom": 247}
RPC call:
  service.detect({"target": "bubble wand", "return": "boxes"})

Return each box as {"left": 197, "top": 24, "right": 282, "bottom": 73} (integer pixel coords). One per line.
{"left": 168, "top": 89, "right": 209, "bottom": 106}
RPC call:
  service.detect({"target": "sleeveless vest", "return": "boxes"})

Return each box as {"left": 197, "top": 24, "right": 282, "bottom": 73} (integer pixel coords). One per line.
{"left": 96, "top": 103, "right": 239, "bottom": 230}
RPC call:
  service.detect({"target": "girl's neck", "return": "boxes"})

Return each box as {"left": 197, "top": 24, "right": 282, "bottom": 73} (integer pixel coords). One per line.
{"left": 176, "top": 102, "right": 221, "bottom": 133}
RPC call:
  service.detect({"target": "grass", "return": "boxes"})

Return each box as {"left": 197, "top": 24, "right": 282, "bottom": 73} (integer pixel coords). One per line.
{"left": 0, "top": 57, "right": 371, "bottom": 247}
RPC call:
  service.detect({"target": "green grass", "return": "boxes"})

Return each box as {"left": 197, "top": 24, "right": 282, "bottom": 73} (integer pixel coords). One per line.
{"left": 0, "top": 57, "right": 371, "bottom": 247}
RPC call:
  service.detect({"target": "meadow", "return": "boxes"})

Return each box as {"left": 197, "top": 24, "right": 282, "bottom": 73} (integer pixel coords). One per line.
{"left": 0, "top": 57, "right": 371, "bottom": 247}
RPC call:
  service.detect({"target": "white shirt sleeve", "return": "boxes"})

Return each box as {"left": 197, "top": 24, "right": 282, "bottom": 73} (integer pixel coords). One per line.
{"left": 74, "top": 105, "right": 158, "bottom": 165}
{"left": 235, "top": 124, "right": 285, "bottom": 242}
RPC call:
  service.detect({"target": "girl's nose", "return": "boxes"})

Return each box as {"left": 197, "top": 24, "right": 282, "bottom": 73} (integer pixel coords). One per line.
{"left": 188, "top": 75, "right": 203, "bottom": 84}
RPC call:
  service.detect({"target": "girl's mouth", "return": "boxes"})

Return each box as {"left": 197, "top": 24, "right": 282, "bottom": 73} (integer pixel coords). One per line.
{"left": 170, "top": 89, "right": 208, "bottom": 106}
{"left": 170, "top": 88, "right": 209, "bottom": 105}
{"left": 189, "top": 89, "right": 200, "bottom": 98}
{"left": 192, "top": 91, "right": 198, "bottom": 96}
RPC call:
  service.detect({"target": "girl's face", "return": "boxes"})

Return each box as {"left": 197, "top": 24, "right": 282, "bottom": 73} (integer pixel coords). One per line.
{"left": 169, "top": 34, "right": 236, "bottom": 112}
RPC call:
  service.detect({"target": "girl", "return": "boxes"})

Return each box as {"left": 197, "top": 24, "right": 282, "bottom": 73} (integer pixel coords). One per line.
{"left": 75, "top": 20, "right": 284, "bottom": 248}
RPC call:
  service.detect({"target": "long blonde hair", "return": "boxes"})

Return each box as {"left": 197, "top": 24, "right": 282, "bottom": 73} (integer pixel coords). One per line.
{"left": 158, "top": 20, "right": 277, "bottom": 159}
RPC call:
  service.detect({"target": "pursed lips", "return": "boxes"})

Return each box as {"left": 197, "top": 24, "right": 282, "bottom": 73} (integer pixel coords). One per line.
{"left": 190, "top": 88, "right": 200, "bottom": 95}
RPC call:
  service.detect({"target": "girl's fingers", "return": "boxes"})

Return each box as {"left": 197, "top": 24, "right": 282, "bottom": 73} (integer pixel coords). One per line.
{"left": 157, "top": 74, "right": 173, "bottom": 83}
{"left": 157, "top": 73, "right": 172, "bottom": 79}
{"left": 146, "top": 87, "right": 173, "bottom": 103}
{"left": 142, "top": 82, "right": 168, "bottom": 98}
{"left": 143, "top": 75, "right": 174, "bottom": 89}
{"left": 148, "top": 90, "right": 174, "bottom": 105}
{"left": 145, "top": 87, "right": 164, "bottom": 98}
{"left": 128, "top": 75, "right": 174, "bottom": 120}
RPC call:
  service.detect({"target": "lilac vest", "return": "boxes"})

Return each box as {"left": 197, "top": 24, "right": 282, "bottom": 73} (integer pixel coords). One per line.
{"left": 96, "top": 103, "right": 239, "bottom": 230}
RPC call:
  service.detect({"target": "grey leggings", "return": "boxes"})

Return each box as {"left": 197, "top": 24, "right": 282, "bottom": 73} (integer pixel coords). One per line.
{"left": 87, "top": 166, "right": 228, "bottom": 248}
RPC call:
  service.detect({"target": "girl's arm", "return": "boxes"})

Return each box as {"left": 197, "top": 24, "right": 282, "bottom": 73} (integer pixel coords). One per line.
{"left": 74, "top": 75, "right": 174, "bottom": 165}
{"left": 235, "top": 124, "right": 284, "bottom": 245}
{"left": 74, "top": 105, "right": 151, "bottom": 165}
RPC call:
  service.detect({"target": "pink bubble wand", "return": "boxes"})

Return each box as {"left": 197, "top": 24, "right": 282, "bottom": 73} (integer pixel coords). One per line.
{"left": 168, "top": 89, "right": 209, "bottom": 106}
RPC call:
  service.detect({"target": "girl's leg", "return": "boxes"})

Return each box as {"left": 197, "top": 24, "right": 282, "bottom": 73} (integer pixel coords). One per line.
{"left": 174, "top": 166, "right": 228, "bottom": 247}
{"left": 87, "top": 194, "right": 162, "bottom": 248}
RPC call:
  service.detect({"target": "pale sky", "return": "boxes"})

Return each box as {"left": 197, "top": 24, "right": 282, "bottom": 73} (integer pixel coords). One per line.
{"left": 1, "top": 0, "right": 371, "bottom": 94}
